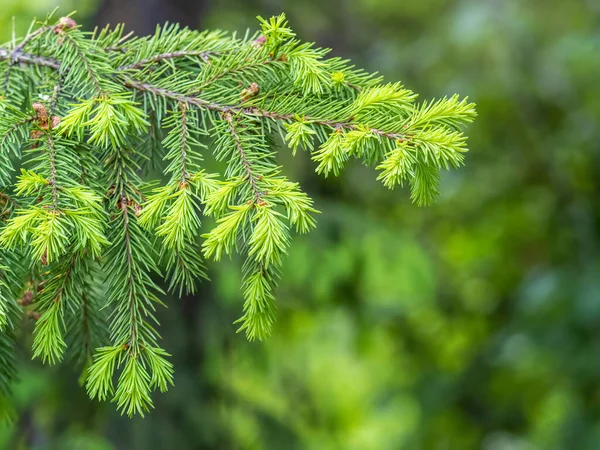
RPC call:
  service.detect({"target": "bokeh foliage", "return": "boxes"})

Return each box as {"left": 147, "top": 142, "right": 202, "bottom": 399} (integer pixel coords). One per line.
{"left": 1, "top": 0, "right": 600, "bottom": 449}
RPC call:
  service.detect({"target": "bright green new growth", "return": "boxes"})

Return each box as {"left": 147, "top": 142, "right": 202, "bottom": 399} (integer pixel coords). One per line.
{"left": 0, "top": 12, "right": 475, "bottom": 417}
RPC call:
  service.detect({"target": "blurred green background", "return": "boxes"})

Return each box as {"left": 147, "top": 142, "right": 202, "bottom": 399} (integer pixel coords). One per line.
{"left": 2, "top": 0, "right": 600, "bottom": 448}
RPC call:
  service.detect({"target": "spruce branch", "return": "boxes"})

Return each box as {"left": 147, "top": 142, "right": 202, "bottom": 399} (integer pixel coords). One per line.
{"left": 0, "top": 11, "right": 475, "bottom": 416}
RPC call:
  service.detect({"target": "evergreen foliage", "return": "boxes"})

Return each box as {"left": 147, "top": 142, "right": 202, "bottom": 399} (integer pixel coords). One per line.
{"left": 0, "top": 11, "right": 475, "bottom": 417}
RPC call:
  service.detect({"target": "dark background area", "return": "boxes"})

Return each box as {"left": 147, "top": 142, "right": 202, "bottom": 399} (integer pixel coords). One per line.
{"left": 1, "top": 0, "right": 600, "bottom": 448}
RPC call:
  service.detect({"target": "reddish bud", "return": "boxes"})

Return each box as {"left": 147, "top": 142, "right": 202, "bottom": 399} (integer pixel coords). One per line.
{"left": 54, "top": 17, "right": 77, "bottom": 34}
{"left": 252, "top": 35, "right": 267, "bottom": 47}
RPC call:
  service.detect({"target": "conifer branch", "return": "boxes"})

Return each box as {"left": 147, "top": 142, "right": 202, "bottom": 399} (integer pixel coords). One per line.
{"left": 31, "top": 250, "right": 90, "bottom": 364}
{"left": 0, "top": 11, "right": 475, "bottom": 416}
{"left": 120, "top": 193, "right": 140, "bottom": 353}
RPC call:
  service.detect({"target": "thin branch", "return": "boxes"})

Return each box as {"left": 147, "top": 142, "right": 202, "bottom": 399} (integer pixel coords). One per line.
{"left": 223, "top": 112, "right": 262, "bottom": 201}
{"left": 50, "top": 252, "right": 78, "bottom": 304}
{"left": 81, "top": 291, "right": 91, "bottom": 361}
{"left": 60, "top": 34, "right": 103, "bottom": 93}
{"left": 120, "top": 192, "right": 139, "bottom": 353}
{"left": 0, "top": 25, "right": 56, "bottom": 89}
{"left": 46, "top": 134, "right": 59, "bottom": 208}
{"left": 0, "top": 48, "right": 60, "bottom": 70}
{"left": 12, "top": 26, "right": 52, "bottom": 54}
{"left": 124, "top": 78, "right": 223, "bottom": 110}
{"left": 179, "top": 102, "right": 189, "bottom": 184}
{"left": 49, "top": 68, "right": 65, "bottom": 111}
{"left": 125, "top": 79, "right": 406, "bottom": 141}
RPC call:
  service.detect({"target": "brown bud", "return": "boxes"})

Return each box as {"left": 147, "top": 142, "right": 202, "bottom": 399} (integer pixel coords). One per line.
{"left": 133, "top": 202, "right": 142, "bottom": 217}
{"left": 40, "top": 251, "right": 48, "bottom": 266}
{"left": 51, "top": 116, "right": 61, "bottom": 129}
{"left": 32, "top": 102, "right": 48, "bottom": 125}
{"left": 30, "top": 130, "right": 44, "bottom": 140}
{"left": 18, "top": 291, "right": 34, "bottom": 306}
{"left": 28, "top": 311, "right": 41, "bottom": 321}
{"left": 249, "top": 82, "right": 260, "bottom": 95}
{"left": 241, "top": 82, "right": 260, "bottom": 101}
